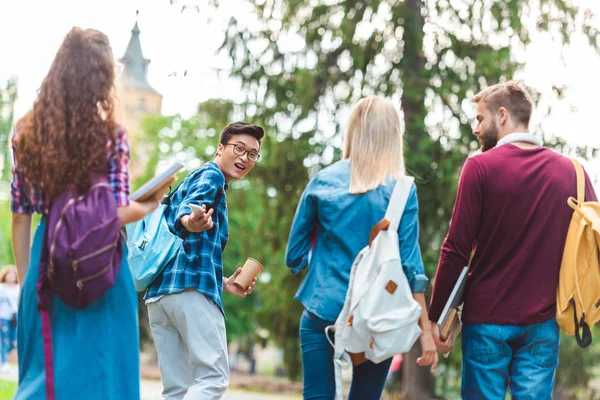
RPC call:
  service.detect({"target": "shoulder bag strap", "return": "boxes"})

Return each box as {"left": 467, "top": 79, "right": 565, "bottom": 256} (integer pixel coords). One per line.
{"left": 385, "top": 176, "right": 415, "bottom": 232}
{"left": 568, "top": 158, "right": 585, "bottom": 203}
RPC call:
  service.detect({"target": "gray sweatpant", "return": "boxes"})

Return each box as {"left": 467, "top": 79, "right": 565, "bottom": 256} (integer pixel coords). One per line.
{"left": 148, "top": 289, "right": 229, "bottom": 400}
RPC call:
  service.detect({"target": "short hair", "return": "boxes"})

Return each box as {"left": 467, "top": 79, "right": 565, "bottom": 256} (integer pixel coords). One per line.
{"left": 342, "top": 96, "right": 405, "bottom": 194}
{"left": 219, "top": 122, "right": 265, "bottom": 145}
{"left": 471, "top": 80, "right": 534, "bottom": 127}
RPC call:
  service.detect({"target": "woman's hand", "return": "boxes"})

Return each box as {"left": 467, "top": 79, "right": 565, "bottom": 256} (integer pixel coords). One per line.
{"left": 149, "top": 177, "right": 175, "bottom": 204}
{"left": 118, "top": 177, "right": 176, "bottom": 226}
{"left": 412, "top": 292, "right": 439, "bottom": 373}
{"left": 417, "top": 329, "right": 439, "bottom": 373}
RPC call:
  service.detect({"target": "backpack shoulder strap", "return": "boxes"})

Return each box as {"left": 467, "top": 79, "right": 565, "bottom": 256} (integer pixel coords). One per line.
{"left": 385, "top": 176, "right": 415, "bottom": 232}
{"left": 40, "top": 309, "right": 56, "bottom": 400}
{"left": 162, "top": 166, "right": 225, "bottom": 209}
{"left": 161, "top": 171, "right": 194, "bottom": 206}
{"left": 209, "top": 186, "right": 225, "bottom": 212}
{"left": 569, "top": 158, "right": 585, "bottom": 203}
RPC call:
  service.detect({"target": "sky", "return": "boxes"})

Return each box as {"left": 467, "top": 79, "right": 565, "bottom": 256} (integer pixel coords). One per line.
{"left": 0, "top": 0, "right": 599, "bottom": 190}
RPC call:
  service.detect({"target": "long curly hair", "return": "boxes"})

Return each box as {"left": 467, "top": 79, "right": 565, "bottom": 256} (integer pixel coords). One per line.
{"left": 15, "top": 27, "right": 118, "bottom": 199}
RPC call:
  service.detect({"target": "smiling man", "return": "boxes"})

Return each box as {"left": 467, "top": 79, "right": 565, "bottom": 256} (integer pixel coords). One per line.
{"left": 145, "top": 122, "right": 264, "bottom": 400}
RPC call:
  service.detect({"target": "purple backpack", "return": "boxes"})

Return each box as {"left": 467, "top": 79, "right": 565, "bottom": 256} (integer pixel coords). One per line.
{"left": 37, "top": 174, "right": 123, "bottom": 399}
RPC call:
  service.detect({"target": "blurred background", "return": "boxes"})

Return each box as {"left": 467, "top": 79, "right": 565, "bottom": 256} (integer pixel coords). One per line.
{"left": 1, "top": 0, "right": 599, "bottom": 399}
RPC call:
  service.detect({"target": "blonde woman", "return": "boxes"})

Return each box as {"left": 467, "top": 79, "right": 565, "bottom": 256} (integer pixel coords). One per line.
{"left": 286, "top": 97, "right": 438, "bottom": 399}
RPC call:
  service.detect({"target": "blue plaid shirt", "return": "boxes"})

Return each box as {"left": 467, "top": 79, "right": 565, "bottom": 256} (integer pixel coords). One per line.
{"left": 145, "top": 162, "right": 229, "bottom": 313}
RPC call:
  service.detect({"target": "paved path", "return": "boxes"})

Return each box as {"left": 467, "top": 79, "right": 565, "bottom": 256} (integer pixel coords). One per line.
{"left": 2, "top": 363, "right": 299, "bottom": 400}
{"left": 142, "top": 384, "right": 298, "bottom": 399}
{"left": 141, "top": 378, "right": 299, "bottom": 400}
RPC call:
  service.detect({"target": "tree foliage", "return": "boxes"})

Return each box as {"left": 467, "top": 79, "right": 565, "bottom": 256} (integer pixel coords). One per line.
{"left": 0, "top": 78, "right": 17, "bottom": 189}
{"left": 215, "top": 0, "right": 600, "bottom": 395}
{"left": 0, "top": 78, "right": 18, "bottom": 268}
{"left": 122, "top": 0, "right": 600, "bottom": 396}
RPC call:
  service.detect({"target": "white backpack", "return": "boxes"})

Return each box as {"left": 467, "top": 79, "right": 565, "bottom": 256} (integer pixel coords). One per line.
{"left": 326, "top": 177, "right": 422, "bottom": 400}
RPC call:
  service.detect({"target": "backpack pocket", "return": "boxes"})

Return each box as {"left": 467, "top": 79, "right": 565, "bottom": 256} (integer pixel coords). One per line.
{"left": 127, "top": 206, "right": 183, "bottom": 291}
{"left": 53, "top": 216, "right": 122, "bottom": 308}
{"left": 365, "top": 302, "right": 421, "bottom": 333}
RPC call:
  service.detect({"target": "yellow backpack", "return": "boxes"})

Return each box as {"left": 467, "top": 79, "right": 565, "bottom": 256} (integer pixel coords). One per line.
{"left": 556, "top": 158, "right": 600, "bottom": 348}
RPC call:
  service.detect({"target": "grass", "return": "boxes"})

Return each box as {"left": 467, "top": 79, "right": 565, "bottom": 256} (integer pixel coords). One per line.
{"left": 0, "top": 379, "right": 17, "bottom": 400}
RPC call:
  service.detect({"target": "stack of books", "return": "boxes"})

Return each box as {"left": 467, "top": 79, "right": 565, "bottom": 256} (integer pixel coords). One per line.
{"left": 438, "top": 266, "right": 468, "bottom": 341}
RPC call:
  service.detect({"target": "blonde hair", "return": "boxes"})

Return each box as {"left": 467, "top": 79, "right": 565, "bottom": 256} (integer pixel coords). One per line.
{"left": 0, "top": 265, "right": 18, "bottom": 284}
{"left": 471, "top": 80, "right": 534, "bottom": 127}
{"left": 343, "top": 96, "right": 405, "bottom": 194}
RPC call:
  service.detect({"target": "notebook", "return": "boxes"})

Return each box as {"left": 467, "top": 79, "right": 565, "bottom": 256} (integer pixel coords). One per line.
{"left": 129, "top": 161, "right": 185, "bottom": 202}
{"left": 438, "top": 266, "right": 468, "bottom": 341}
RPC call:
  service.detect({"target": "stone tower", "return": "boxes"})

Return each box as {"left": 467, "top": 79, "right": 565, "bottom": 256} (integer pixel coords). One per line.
{"left": 116, "top": 13, "right": 162, "bottom": 143}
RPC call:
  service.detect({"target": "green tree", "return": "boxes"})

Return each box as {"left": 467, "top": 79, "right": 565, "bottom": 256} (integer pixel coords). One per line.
{"left": 0, "top": 78, "right": 18, "bottom": 267}
{"left": 555, "top": 327, "right": 600, "bottom": 398}
{"left": 217, "top": 0, "right": 600, "bottom": 395}
{"left": 0, "top": 78, "right": 17, "bottom": 188}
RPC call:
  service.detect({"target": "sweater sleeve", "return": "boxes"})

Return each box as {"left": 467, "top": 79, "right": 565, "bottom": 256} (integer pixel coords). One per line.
{"left": 429, "top": 157, "right": 483, "bottom": 322}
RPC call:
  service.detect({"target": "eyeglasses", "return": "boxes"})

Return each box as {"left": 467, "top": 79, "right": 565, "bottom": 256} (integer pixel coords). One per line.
{"left": 226, "top": 143, "right": 261, "bottom": 162}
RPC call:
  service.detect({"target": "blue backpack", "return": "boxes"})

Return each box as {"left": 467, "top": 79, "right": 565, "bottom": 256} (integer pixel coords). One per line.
{"left": 126, "top": 172, "right": 223, "bottom": 292}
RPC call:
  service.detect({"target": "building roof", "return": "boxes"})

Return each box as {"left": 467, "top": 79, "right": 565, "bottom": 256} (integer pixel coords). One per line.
{"left": 118, "top": 15, "right": 161, "bottom": 96}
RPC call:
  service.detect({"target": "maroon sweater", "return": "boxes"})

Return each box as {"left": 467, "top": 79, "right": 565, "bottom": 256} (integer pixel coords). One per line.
{"left": 429, "top": 144, "right": 598, "bottom": 325}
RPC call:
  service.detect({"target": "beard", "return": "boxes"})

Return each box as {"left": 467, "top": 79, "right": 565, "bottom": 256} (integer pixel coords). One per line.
{"left": 479, "top": 120, "right": 500, "bottom": 152}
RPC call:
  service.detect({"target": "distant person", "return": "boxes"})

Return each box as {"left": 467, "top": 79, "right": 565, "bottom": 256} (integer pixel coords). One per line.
{"left": 10, "top": 27, "right": 170, "bottom": 399}
{"left": 146, "top": 122, "right": 263, "bottom": 400}
{"left": 385, "top": 355, "right": 403, "bottom": 390}
{"left": 0, "top": 265, "right": 19, "bottom": 372}
{"left": 429, "top": 80, "right": 599, "bottom": 399}
{"left": 286, "top": 96, "right": 438, "bottom": 399}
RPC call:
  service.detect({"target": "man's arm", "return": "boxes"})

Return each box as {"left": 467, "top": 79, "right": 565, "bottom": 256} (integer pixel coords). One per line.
{"left": 429, "top": 157, "right": 483, "bottom": 322}
{"left": 174, "top": 169, "right": 224, "bottom": 235}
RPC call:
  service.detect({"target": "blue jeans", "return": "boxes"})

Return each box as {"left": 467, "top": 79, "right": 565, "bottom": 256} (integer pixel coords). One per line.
{"left": 299, "top": 310, "right": 393, "bottom": 400}
{"left": 1, "top": 318, "right": 16, "bottom": 363}
{"left": 461, "top": 318, "right": 559, "bottom": 400}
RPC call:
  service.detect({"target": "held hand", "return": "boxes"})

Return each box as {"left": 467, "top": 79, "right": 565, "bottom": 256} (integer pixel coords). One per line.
{"left": 137, "top": 177, "right": 177, "bottom": 215}
{"left": 184, "top": 206, "right": 214, "bottom": 232}
{"left": 223, "top": 267, "right": 257, "bottom": 298}
{"left": 150, "top": 176, "right": 176, "bottom": 203}
{"left": 416, "top": 329, "right": 439, "bottom": 373}
{"left": 431, "top": 322, "right": 454, "bottom": 355}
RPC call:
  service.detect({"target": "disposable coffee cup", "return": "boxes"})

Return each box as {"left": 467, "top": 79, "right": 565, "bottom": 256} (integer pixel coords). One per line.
{"left": 233, "top": 257, "right": 264, "bottom": 291}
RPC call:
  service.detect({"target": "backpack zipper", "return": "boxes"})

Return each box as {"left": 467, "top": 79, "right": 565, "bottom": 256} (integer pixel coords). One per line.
{"left": 76, "top": 263, "right": 113, "bottom": 290}
{"left": 72, "top": 239, "right": 119, "bottom": 265}
{"left": 71, "top": 235, "right": 120, "bottom": 283}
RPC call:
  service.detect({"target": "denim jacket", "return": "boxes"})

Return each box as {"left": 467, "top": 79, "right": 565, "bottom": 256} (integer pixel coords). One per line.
{"left": 285, "top": 159, "right": 428, "bottom": 322}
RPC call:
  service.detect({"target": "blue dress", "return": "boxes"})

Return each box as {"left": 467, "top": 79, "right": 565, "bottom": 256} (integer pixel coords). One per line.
{"left": 15, "top": 218, "right": 140, "bottom": 400}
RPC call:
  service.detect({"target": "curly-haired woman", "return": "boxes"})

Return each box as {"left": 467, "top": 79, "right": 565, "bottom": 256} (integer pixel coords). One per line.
{"left": 10, "top": 27, "right": 171, "bottom": 399}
